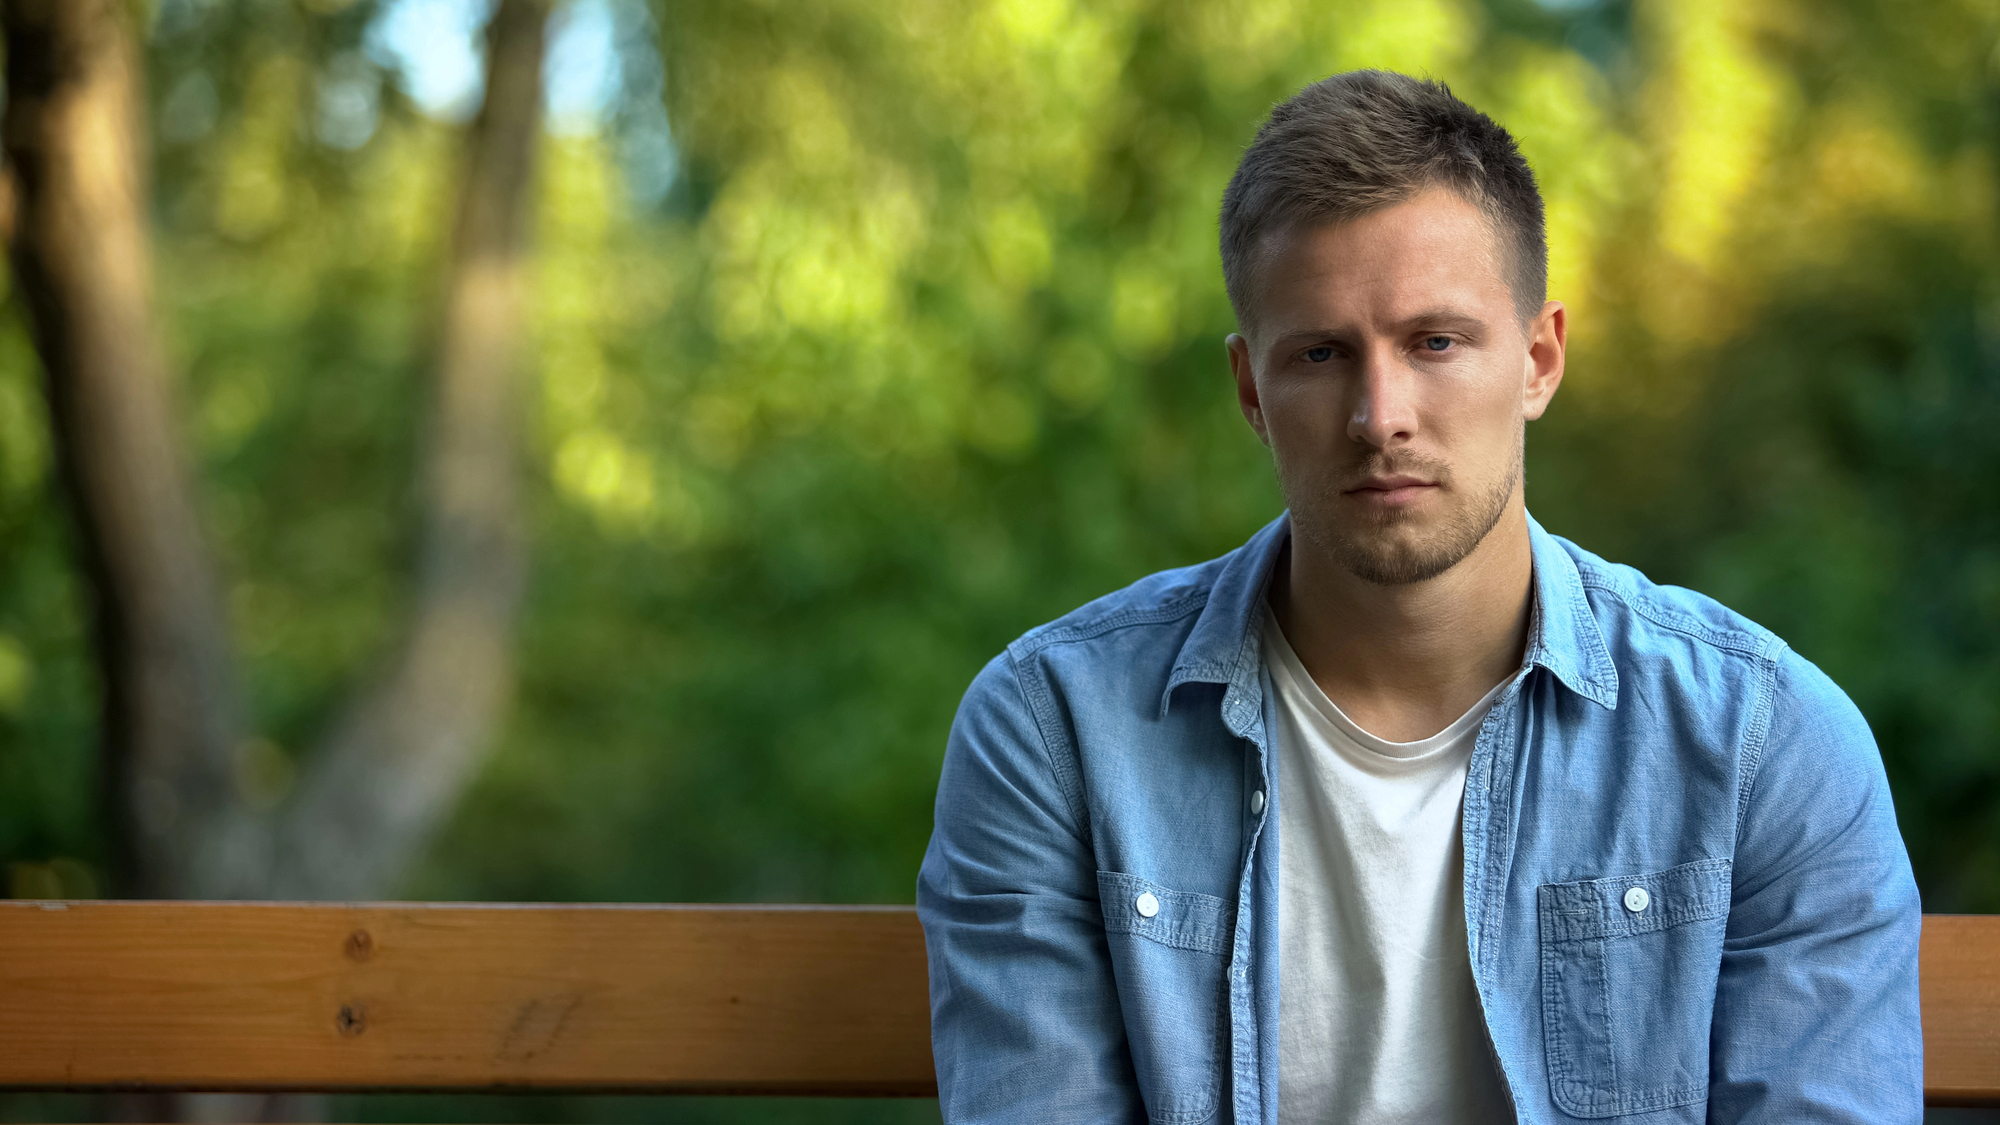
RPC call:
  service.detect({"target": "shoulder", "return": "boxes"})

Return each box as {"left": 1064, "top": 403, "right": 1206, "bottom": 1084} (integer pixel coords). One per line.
{"left": 947, "top": 545, "right": 1244, "bottom": 801}
{"left": 1002, "top": 554, "right": 1224, "bottom": 662}
{"left": 956, "top": 534, "right": 1265, "bottom": 735}
{"left": 1558, "top": 535, "right": 1787, "bottom": 666}
{"left": 1551, "top": 533, "right": 1873, "bottom": 760}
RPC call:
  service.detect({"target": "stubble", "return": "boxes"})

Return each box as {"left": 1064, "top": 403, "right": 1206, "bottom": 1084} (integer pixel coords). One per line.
{"left": 1282, "top": 427, "right": 1522, "bottom": 587}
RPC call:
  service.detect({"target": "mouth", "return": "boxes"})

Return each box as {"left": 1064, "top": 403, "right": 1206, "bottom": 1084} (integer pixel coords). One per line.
{"left": 1343, "top": 475, "right": 1440, "bottom": 506}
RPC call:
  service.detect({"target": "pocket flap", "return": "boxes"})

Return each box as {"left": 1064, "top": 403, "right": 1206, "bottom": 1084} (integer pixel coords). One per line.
{"left": 1098, "top": 871, "right": 1233, "bottom": 955}
{"left": 1538, "top": 857, "right": 1731, "bottom": 944}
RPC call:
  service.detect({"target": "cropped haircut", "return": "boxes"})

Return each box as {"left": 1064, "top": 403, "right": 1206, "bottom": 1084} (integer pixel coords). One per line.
{"left": 1219, "top": 70, "right": 1548, "bottom": 326}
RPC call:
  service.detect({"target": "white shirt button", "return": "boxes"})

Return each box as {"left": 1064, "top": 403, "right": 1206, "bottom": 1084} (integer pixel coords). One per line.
{"left": 1134, "top": 892, "right": 1160, "bottom": 918}
{"left": 1249, "top": 790, "right": 1266, "bottom": 815}
{"left": 1623, "top": 886, "right": 1650, "bottom": 914}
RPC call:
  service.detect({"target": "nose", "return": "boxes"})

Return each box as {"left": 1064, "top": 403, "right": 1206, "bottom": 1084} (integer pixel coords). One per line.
{"left": 1345, "top": 343, "right": 1418, "bottom": 448}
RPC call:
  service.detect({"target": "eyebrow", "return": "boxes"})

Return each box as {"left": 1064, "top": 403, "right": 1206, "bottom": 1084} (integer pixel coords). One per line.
{"left": 1267, "top": 308, "right": 1492, "bottom": 350}
{"left": 1399, "top": 308, "right": 1489, "bottom": 335}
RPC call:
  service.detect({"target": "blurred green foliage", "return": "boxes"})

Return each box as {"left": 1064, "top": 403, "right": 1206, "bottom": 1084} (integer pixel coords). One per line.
{"left": 0, "top": 0, "right": 1998, "bottom": 1117}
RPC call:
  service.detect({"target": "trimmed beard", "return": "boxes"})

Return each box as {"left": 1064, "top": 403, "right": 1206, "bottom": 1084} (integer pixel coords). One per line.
{"left": 1285, "top": 427, "right": 1522, "bottom": 587}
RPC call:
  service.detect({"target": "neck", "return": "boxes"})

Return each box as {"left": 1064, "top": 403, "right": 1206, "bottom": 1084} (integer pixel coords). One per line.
{"left": 1270, "top": 499, "right": 1534, "bottom": 742}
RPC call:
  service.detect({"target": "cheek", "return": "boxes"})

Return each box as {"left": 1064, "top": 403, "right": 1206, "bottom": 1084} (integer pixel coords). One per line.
{"left": 1438, "top": 384, "right": 1524, "bottom": 464}
{"left": 1261, "top": 375, "right": 1346, "bottom": 429}
{"left": 1413, "top": 363, "right": 1518, "bottom": 438}
{"left": 1259, "top": 382, "right": 1349, "bottom": 456}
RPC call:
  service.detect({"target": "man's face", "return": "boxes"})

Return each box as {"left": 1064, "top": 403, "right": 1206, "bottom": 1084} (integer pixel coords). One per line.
{"left": 1226, "top": 187, "right": 1565, "bottom": 586}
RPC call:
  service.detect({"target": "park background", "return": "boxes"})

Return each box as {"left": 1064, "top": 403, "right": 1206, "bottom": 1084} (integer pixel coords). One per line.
{"left": 2, "top": 0, "right": 1997, "bottom": 1121}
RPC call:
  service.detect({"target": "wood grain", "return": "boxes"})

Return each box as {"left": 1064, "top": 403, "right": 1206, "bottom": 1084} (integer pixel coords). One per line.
{"left": 0, "top": 903, "right": 1992, "bottom": 1104}
{"left": 1922, "top": 914, "right": 2000, "bottom": 1106}
{"left": 0, "top": 901, "right": 935, "bottom": 1095}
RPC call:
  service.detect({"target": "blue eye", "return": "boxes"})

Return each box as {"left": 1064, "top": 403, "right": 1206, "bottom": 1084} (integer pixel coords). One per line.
{"left": 1304, "top": 345, "right": 1335, "bottom": 362}
{"left": 1423, "top": 336, "right": 1452, "bottom": 351}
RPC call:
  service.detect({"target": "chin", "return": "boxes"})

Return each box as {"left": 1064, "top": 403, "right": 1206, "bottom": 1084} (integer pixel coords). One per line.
{"left": 1294, "top": 492, "right": 1507, "bottom": 588}
{"left": 1285, "top": 447, "right": 1521, "bottom": 588}
{"left": 1329, "top": 526, "right": 1468, "bottom": 586}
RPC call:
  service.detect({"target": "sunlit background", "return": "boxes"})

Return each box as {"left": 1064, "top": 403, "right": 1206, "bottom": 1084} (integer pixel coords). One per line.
{"left": 3, "top": 0, "right": 1999, "bottom": 1120}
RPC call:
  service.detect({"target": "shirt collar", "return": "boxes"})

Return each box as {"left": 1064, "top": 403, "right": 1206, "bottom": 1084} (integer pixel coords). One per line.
{"left": 1159, "top": 514, "right": 1289, "bottom": 720}
{"left": 1159, "top": 510, "right": 1619, "bottom": 719}
{"left": 1523, "top": 512, "right": 1619, "bottom": 709}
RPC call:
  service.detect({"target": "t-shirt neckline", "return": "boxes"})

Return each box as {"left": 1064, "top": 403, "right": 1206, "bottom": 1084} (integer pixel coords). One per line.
{"left": 1260, "top": 604, "right": 1513, "bottom": 762}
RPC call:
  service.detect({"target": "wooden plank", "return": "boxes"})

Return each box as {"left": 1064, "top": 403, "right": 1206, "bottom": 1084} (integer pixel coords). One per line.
{"left": 0, "top": 901, "right": 935, "bottom": 1096}
{"left": 1924, "top": 914, "right": 2000, "bottom": 1107}
{"left": 0, "top": 903, "right": 1992, "bottom": 1104}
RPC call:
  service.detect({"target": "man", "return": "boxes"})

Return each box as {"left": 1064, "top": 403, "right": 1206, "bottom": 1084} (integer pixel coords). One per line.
{"left": 917, "top": 70, "right": 1922, "bottom": 1124}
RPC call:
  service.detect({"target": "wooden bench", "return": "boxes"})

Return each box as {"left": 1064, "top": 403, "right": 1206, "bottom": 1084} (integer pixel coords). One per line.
{"left": 0, "top": 902, "right": 1993, "bottom": 1106}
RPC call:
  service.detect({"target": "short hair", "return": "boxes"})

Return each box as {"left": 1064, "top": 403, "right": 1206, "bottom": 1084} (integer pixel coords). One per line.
{"left": 1219, "top": 70, "right": 1547, "bottom": 326}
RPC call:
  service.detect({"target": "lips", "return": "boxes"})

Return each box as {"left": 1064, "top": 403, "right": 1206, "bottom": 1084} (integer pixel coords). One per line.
{"left": 1344, "top": 474, "right": 1439, "bottom": 505}
{"left": 1349, "top": 474, "right": 1434, "bottom": 492}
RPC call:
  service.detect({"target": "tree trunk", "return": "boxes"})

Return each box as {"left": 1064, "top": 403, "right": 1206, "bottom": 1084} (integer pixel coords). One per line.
{"left": 266, "top": 0, "right": 550, "bottom": 900}
{"left": 0, "top": 0, "right": 256, "bottom": 900}
{"left": 2, "top": 0, "right": 551, "bottom": 909}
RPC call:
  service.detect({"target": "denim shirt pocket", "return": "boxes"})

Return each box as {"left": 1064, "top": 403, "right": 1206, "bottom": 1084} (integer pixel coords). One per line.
{"left": 1098, "top": 870, "right": 1233, "bottom": 1125}
{"left": 1537, "top": 857, "right": 1732, "bottom": 1119}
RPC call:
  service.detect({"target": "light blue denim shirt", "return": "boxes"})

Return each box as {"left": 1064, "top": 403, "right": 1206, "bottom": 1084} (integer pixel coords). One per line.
{"left": 917, "top": 513, "right": 1922, "bottom": 1124}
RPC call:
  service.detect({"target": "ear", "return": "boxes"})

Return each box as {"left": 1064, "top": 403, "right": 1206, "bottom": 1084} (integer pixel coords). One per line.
{"left": 1226, "top": 333, "right": 1269, "bottom": 445}
{"left": 1521, "top": 300, "right": 1566, "bottom": 422}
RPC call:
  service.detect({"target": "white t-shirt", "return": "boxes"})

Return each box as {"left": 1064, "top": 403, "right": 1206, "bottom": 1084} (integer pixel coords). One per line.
{"left": 1261, "top": 607, "right": 1515, "bottom": 1125}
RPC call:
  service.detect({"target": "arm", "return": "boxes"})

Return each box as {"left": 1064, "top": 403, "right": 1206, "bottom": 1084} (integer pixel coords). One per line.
{"left": 1707, "top": 649, "right": 1924, "bottom": 1123}
{"left": 917, "top": 654, "right": 1144, "bottom": 1125}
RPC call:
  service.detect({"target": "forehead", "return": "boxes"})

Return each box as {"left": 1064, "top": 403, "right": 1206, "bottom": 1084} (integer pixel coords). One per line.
{"left": 1244, "top": 188, "right": 1514, "bottom": 337}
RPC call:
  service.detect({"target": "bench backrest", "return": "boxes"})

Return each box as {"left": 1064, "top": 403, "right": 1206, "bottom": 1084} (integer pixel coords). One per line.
{"left": 0, "top": 902, "right": 1992, "bottom": 1105}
